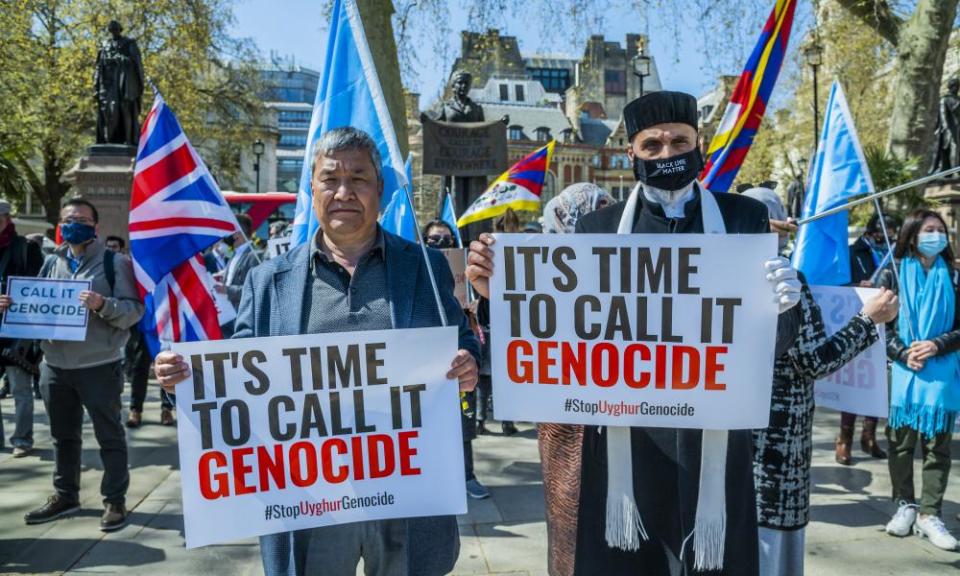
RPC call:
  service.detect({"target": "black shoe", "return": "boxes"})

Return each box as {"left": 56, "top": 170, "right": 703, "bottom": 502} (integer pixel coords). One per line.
{"left": 24, "top": 495, "right": 80, "bottom": 525}
{"left": 100, "top": 502, "right": 128, "bottom": 532}
{"left": 501, "top": 421, "right": 519, "bottom": 436}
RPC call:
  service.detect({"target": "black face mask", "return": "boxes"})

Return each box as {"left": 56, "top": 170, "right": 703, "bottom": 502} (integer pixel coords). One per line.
{"left": 222, "top": 235, "right": 236, "bottom": 248}
{"left": 632, "top": 148, "right": 704, "bottom": 191}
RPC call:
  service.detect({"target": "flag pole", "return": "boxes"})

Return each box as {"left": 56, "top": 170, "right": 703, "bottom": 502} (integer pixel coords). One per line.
{"left": 796, "top": 166, "right": 960, "bottom": 226}
{"left": 406, "top": 183, "right": 449, "bottom": 327}
{"left": 871, "top": 197, "right": 917, "bottom": 342}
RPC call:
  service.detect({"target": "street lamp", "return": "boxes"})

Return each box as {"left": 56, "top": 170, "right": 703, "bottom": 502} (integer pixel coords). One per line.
{"left": 804, "top": 39, "right": 823, "bottom": 151}
{"left": 631, "top": 38, "right": 651, "bottom": 97}
{"left": 252, "top": 139, "right": 265, "bottom": 193}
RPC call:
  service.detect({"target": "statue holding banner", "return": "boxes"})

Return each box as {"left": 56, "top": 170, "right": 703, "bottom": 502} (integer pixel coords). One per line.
{"left": 424, "top": 71, "right": 509, "bottom": 241}
{"left": 931, "top": 78, "right": 960, "bottom": 177}
{"left": 438, "top": 71, "right": 484, "bottom": 124}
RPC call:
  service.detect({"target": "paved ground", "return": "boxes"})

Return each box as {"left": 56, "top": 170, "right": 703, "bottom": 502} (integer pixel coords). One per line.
{"left": 1, "top": 386, "right": 959, "bottom": 575}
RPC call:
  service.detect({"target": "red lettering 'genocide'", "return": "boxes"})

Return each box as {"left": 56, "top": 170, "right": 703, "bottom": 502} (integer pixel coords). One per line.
{"left": 506, "top": 339, "right": 727, "bottom": 390}
{"left": 198, "top": 431, "right": 421, "bottom": 500}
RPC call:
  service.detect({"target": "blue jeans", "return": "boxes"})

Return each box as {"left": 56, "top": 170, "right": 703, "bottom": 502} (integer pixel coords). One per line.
{"left": 8, "top": 366, "right": 34, "bottom": 449}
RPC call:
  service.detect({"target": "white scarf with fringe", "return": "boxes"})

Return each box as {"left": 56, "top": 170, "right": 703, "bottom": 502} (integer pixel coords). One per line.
{"left": 605, "top": 181, "right": 729, "bottom": 572}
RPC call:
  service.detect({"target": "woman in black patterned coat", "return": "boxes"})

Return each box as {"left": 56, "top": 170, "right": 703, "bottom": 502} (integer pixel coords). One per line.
{"left": 743, "top": 188, "right": 899, "bottom": 576}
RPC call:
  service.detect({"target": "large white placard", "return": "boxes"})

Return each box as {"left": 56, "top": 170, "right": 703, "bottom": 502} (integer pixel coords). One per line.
{"left": 489, "top": 233, "right": 779, "bottom": 429}
{"left": 0, "top": 277, "right": 91, "bottom": 341}
{"left": 171, "top": 326, "right": 465, "bottom": 548}
{"left": 810, "top": 285, "right": 888, "bottom": 418}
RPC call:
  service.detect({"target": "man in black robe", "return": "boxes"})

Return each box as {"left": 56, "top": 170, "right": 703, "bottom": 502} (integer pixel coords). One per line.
{"left": 466, "top": 91, "right": 802, "bottom": 576}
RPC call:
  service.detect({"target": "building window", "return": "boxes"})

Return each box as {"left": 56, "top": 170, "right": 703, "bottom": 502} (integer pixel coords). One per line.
{"left": 574, "top": 166, "right": 583, "bottom": 181}
{"left": 528, "top": 68, "right": 572, "bottom": 94}
{"left": 499, "top": 84, "right": 509, "bottom": 101}
{"left": 534, "top": 127, "right": 551, "bottom": 142}
{"left": 563, "top": 165, "right": 572, "bottom": 183}
{"left": 515, "top": 84, "right": 525, "bottom": 102}
{"left": 508, "top": 125, "right": 524, "bottom": 140}
{"left": 277, "top": 110, "right": 312, "bottom": 128}
{"left": 604, "top": 70, "right": 626, "bottom": 95}
{"left": 278, "top": 133, "right": 308, "bottom": 148}
{"left": 561, "top": 128, "right": 575, "bottom": 144}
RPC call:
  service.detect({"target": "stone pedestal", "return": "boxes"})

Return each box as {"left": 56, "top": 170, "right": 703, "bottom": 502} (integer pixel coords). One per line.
{"left": 64, "top": 146, "right": 135, "bottom": 245}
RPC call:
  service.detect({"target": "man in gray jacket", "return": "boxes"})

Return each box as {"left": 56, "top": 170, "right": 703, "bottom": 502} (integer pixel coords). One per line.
{"left": 9, "top": 198, "right": 144, "bottom": 532}
{"left": 155, "top": 127, "right": 479, "bottom": 575}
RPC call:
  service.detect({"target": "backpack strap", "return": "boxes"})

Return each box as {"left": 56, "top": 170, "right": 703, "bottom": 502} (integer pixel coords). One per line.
{"left": 103, "top": 249, "right": 115, "bottom": 296}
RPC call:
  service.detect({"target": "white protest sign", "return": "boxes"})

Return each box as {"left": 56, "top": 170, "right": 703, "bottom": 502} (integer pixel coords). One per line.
{"left": 810, "top": 285, "right": 888, "bottom": 418}
{"left": 489, "top": 233, "right": 779, "bottom": 429}
{"left": 0, "top": 277, "right": 92, "bottom": 341}
{"left": 267, "top": 237, "right": 291, "bottom": 259}
{"left": 171, "top": 326, "right": 465, "bottom": 548}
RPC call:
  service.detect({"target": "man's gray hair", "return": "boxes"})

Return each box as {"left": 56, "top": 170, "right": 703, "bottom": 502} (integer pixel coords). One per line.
{"left": 311, "top": 127, "right": 382, "bottom": 182}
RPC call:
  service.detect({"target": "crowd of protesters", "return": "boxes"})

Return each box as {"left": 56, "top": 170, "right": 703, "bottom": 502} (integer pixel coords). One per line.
{"left": 1, "top": 93, "right": 959, "bottom": 576}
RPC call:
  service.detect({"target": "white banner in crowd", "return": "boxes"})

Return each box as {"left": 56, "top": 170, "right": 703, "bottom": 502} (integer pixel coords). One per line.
{"left": 266, "top": 237, "right": 292, "bottom": 259}
{"left": 0, "top": 277, "right": 91, "bottom": 341}
{"left": 810, "top": 285, "right": 888, "bottom": 418}
{"left": 488, "top": 233, "right": 779, "bottom": 429}
{"left": 171, "top": 327, "right": 465, "bottom": 548}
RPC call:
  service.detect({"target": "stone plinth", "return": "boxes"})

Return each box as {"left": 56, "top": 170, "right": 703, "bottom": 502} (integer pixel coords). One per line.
{"left": 64, "top": 146, "right": 135, "bottom": 245}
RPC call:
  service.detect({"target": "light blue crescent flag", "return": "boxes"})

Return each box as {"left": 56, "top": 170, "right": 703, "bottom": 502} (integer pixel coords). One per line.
{"left": 290, "top": 0, "right": 409, "bottom": 247}
{"left": 440, "top": 191, "right": 462, "bottom": 247}
{"left": 792, "top": 81, "right": 875, "bottom": 285}
{"left": 380, "top": 155, "right": 417, "bottom": 241}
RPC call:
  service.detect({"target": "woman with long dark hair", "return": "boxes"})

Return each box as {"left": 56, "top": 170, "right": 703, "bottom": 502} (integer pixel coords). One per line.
{"left": 878, "top": 209, "right": 960, "bottom": 551}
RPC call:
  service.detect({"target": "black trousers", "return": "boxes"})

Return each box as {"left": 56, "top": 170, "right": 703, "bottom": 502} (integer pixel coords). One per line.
{"left": 125, "top": 327, "right": 170, "bottom": 411}
{"left": 41, "top": 361, "right": 129, "bottom": 505}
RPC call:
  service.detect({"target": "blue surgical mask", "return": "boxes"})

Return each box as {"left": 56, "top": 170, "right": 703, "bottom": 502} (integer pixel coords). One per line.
{"left": 60, "top": 222, "right": 96, "bottom": 245}
{"left": 917, "top": 232, "right": 948, "bottom": 257}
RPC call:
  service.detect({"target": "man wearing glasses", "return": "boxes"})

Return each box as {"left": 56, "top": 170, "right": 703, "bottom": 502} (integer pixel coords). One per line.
{"left": 6, "top": 198, "right": 144, "bottom": 532}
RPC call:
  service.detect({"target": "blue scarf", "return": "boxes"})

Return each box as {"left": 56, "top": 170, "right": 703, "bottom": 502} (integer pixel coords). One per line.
{"left": 890, "top": 256, "right": 960, "bottom": 436}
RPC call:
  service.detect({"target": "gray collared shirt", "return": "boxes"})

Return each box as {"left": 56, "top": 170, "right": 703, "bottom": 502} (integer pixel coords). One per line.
{"left": 303, "top": 227, "right": 392, "bottom": 334}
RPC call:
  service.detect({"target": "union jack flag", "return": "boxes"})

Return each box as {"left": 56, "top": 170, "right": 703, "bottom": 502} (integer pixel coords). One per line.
{"left": 130, "top": 93, "right": 239, "bottom": 355}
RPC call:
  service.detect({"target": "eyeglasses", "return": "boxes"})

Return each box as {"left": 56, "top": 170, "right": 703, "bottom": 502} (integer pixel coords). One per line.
{"left": 427, "top": 234, "right": 453, "bottom": 244}
{"left": 62, "top": 217, "right": 95, "bottom": 225}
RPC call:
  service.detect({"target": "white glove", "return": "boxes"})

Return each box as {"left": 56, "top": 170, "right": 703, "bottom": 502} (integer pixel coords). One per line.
{"left": 765, "top": 256, "right": 801, "bottom": 314}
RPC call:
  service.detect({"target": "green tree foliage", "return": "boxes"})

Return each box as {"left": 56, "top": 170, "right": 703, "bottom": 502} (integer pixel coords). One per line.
{"left": 0, "top": 0, "right": 264, "bottom": 223}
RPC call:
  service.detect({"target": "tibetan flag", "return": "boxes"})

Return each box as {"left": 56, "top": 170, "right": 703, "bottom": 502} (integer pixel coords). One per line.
{"left": 457, "top": 141, "right": 555, "bottom": 227}
{"left": 700, "top": 0, "right": 797, "bottom": 192}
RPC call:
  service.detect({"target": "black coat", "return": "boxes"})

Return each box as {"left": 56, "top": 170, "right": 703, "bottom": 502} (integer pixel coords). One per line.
{"left": 570, "top": 189, "right": 800, "bottom": 576}
{"left": 849, "top": 236, "right": 880, "bottom": 285}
